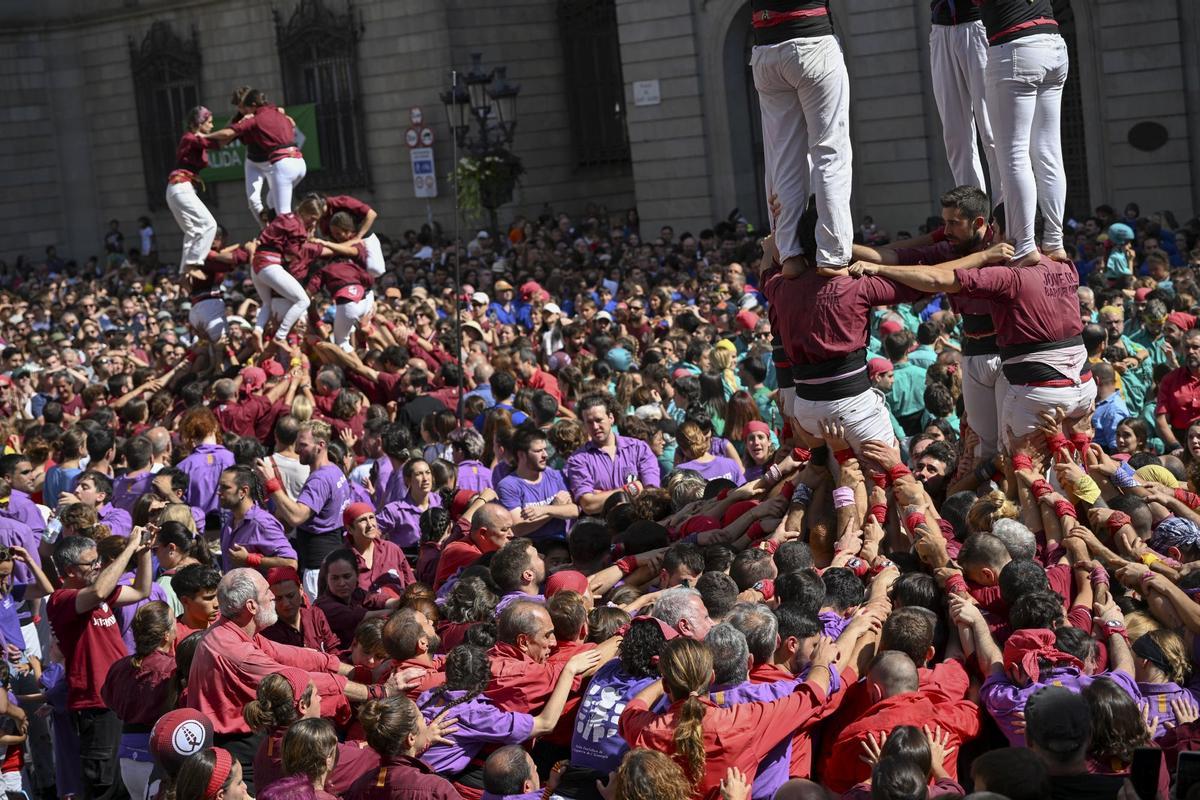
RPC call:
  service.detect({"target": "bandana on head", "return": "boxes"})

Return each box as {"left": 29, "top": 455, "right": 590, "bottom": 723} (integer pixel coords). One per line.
{"left": 1150, "top": 515, "right": 1200, "bottom": 555}
{"left": 1003, "top": 629, "right": 1084, "bottom": 684}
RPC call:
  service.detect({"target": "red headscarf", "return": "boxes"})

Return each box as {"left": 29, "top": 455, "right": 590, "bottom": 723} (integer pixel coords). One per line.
{"left": 1002, "top": 629, "right": 1084, "bottom": 684}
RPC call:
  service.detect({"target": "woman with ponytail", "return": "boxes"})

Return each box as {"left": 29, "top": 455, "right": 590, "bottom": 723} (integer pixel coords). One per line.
{"left": 175, "top": 747, "right": 249, "bottom": 800}
{"left": 618, "top": 635, "right": 840, "bottom": 799}
{"left": 102, "top": 602, "right": 177, "bottom": 800}
{"left": 417, "top": 643, "right": 602, "bottom": 800}
{"left": 153, "top": 520, "right": 212, "bottom": 615}
{"left": 247, "top": 669, "right": 379, "bottom": 797}
{"left": 166, "top": 105, "right": 221, "bottom": 276}
{"left": 348, "top": 696, "right": 459, "bottom": 800}
{"left": 256, "top": 717, "right": 340, "bottom": 800}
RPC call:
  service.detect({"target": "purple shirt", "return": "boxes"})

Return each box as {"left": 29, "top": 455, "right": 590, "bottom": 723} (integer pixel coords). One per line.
{"left": 115, "top": 571, "right": 170, "bottom": 653}
{"left": 675, "top": 456, "right": 745, "bottom": 485}
{"left": 819, "top": 610, "right": 850, "bottom": 640}
{"left": 456, "top": 460, "right": 493, "bottom": 493}
{"left": 376, "top": 461, "right": 407, "bottom": 508}
{"left": 981, "top": 667, "right": 1140, "bottom": 745}
{"left": 178, "top": 443, "right": 235, "bottom": 514}
{"left": 494, "top": 591, "right": 545, "bottom": 617}
{"left": 0, "top": 585, "right": 28, "bottom": 649}
{"left": 110, "top": 471, "right": 154, "bottom": 514}
{"left": 295, "top": 464, "right": 352, "bottom": 570}
{"left": 416, "top": 688, "right": 535, "bottom": 773}
{"left": 482, "top": 792, "right": 541, "bottom": 800}
{"left": 0, "top": 517, "right": 39, "bottom": 585}
{"left": 565, "top": 435, "right": 661, "bottom": 500}
{"left": 496, "top": 469, "right": 570, "bottom": 541}
{"left": 377, "top": 490, "right": 441, "bottom": 549}
{"left": 221, "top": 505, "right": 296, "bottom": 572}
{"left": 98, "top": 504, "right": 133, "bottom": 538}
{"left": 1139, "top": 681, "right": 1197, "bottom": 741}
{"left": 571, "top": 659, "right": 658, "bottom": 773}
{"left": 2, "top": 489, "right": 44, "bottom": 542}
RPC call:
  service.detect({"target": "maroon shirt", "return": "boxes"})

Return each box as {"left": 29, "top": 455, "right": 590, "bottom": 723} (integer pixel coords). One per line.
{"left": 231, "top": 105, "right": 297, "bottom": 162}
{"left": 214, "top": 395, "right": 279, "bottom": 441}
{"left": 314, "top": 589, "right": 391, "bottom": 652}
{"left": 346, "top": 753, "right": 460, "bottom": 800}
{"left": 256, "top": 727, "right": 380, "bottom": 797}
{"left": 319, "top": 195, "right": 374, "bottom": 237}
{"left": 305, "top": 244, "right": 373, "bottom": 302}
{"left": 193, "top": 246, "right": 247, "bottom": 301}
{"left": 48, "top": 587, "right": 127, "bottom": 710}
{"left": 954, "top": 255, "right": 1082, "bottom": 350}
{"left": 353, "top": 539, "right": 415, "bottom": 597}
{"left": 173, "top": 131, "right": 220, "bottom": 174}
{"left": 260, "top": 603, "right": 342, "bottom": 655}
{"left": 257, "top": 213, "right": 310, "bottom": 261}
{"left": 101, "top": 650, "right": 176, "bottom": 725}
{"left": 762, "top": 266, "right": 924, "bottom": 368}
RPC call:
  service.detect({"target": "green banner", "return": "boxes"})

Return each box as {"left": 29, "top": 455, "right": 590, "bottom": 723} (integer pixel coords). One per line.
{"left": 200, "top": 103, "right": 321, "bottom": 183}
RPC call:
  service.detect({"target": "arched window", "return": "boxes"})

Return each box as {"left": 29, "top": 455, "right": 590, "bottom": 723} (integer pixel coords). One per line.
{"left": 276, "top": 0, "right": 370, "bottom": 190}
{"left": 558, "top": 0, "right": 630, "bottom": 168}
{"left": 1055, "top": 0, "right": 1091, "bottom": 219}
{"left": 129, "top": 22, "right": 202, "bottom": 209}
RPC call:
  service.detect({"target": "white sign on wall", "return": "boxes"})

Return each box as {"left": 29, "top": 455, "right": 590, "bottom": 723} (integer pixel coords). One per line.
{"left": 410, "top": 146, "right": 438, "bottom": 198}
{"left": 632, "top": 79, "right": 661, "bottom": 107}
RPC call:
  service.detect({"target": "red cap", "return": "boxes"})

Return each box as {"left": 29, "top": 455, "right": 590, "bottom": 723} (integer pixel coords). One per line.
{"left": 519, "top": 280, "right": 542, "bottom": 300}
{"left": 545, "top": 570, "right": 589, "bottom": 598}
{"left": 265, "top": 566, "right": 301, "bottom": 586}
{"left": 1167, "top": 312, "right": 1197, "bottom": 331}
{"left": 735, "top": 310, "right": 759, "bottom": 331}
{"left": 744, "top": 420, "right": 770, "bottom": 438}
{"left": 617, "top": 615, "right": 680, "bottom": 640}
{"left": 239, "top": 366, "right": 266, "bottom": 392}
{"left": 722, "top": 500, "right": 759, "bottom": 527}
{"left": 868, "top": 357, "right": 894, "bottom": 380}
{"left": 276, "top": 667, "right": 312, "bottom": 710}
{"left": 149, "top": 709, "right": 214, "bottom": 777}
{"left": 879, "top": 319, "right": 904, "bottom": 336}
{"left": 452, "top": 489, "right": 476, "bottom": 518}
{"left": 1134, "top": 288, "right": 1151, "bottom": 302}
{"left": 342, "top": 501, "right": 374, "bottom": 528}
{"left": 263, "top": 359, "right": 286, "bottom": 377}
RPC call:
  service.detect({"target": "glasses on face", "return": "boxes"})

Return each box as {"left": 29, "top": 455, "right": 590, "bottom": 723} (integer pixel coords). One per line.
{"left": 74, "top": 557, "right": 100, "bottom": 570}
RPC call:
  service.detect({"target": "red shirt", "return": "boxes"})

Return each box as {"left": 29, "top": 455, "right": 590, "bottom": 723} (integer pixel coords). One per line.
{"left": 305, "top": 244, "right": 373, "bottom": 301}
{"left": 434, "top": 541, "right": 483, "bottom": 589}
{"left": 955, "top": 256, "right": 1083, "bottom": 350}
{"left": 232, "top": 105, "right": 296, "bottom": 161}
{"left": 174, "top": 131, "right": 220, "bottom": 174}
{"left": 186, "top": 617, "right": 347, "bottom": 734}
{"left": 485, "top": 642, "right": 578, "bottom": 714}
{"left": 546, "top": 640, "right": 599, "bottom": 746}
{"left": 354, "top": 539, "right": 415, "bottom": 597}
{"left": 261, "top": 604, "right": 343, "bottom": 654}
{"left": 1157, "top": 367, "right": 1200, "bottom": 431}
{"left": 101, "top": 650, "right": 176, "bottom": 725}
{"left": 822, "top": 693, "right": 981, "bottom": 793}
{"left": 620, "top": 681, "right": 829, "bottom": 800}
{"left": 214, "top": 395, "right": 277, "bottom": 440}
{"left": 395, "top": 655, "right": 447, "bottom": 700}
{"left": 48, "top": 587, "right": 128, "bottom": 710}
{"left": 762, "top": 266, "right": 924, "bottom": 368}
{"left": 319, "top": 195, "right": 374, "bottom": 237}
{"left": 524, "top": 369, "right": 562, "bottom": 403}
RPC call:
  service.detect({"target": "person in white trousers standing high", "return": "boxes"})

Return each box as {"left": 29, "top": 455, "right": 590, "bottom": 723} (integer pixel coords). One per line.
{"left": 750, "top": 1, "right": 853, "bottom": 276}
{"left": 209, "top": 88, "right": 308, "bottom": 227}
{"left": 929, "top": 0, "right": 1002, "bottom": 201}
{"left": 982, "top": 0, "right": 1069, "bottom": 266}
{"left": 165, "top": 106, "right": 221, "bottom": 274}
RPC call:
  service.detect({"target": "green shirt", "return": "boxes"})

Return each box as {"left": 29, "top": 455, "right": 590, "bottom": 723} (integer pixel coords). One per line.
{"left": 888, "top": 361, "right": 928, "bottom": 420}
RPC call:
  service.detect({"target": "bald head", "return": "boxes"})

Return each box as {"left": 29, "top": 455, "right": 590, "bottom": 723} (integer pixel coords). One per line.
{"left": 869, "top": 650, "right": 919, "bottom": 698}
{"left": 773, "top": 779, "right": 830, "bottom": 800}
{"left": 146, "top": 426, "right": 171, "bottom": 459}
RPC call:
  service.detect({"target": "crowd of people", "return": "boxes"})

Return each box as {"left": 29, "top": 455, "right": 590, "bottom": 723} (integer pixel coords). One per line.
{"left": 2, "top": 3, "right": 1200, "bottom": 800}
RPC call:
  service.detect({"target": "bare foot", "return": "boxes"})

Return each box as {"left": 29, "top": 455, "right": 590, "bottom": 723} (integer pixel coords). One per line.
{"left": 1010, "top": 251, "right": 1041, "bottom": 267}
{"left": 1043, "top": 247, "right": 1071, "bottom": 263}
{"left": 816, "top": 263, "right": 850, "bottom": 277}
{"left": 781, "top": 255, "right": 806, "bottom": 278}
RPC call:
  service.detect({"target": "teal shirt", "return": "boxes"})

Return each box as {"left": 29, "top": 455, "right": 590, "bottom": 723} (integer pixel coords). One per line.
{"left": 888, "top": 361, "right": 928, "bottom": 419}
{"left": 909, "top": 345, "right": 937, "bottom": 370}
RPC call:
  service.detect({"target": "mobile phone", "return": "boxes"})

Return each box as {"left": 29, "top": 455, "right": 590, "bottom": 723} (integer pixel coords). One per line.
{"left": 1178, "top": 751, "right": 1200, "bottom": 800}
{"left": 43, "top": 517, "right": 62, "bottom": 544}
{"left": 1130, "top": 746, "right": 1162, "bottom": 800}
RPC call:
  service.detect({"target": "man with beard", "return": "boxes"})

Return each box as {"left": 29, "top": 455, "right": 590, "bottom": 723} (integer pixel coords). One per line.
{"left": 498, "top": 428, "right": 577, "bottom": 542}
{"left": 186, "top": 568, "right": 399, "bottom": 792}
{"left": 912, "top": 440, "right": 958, "bottom": 507}
{"left": 256, "top": 420, "right": 351, "bottom": 597}
{"left": 566, "top": 394, "right": 660, "bottom": 515}
{"left": 48, "top": 531, "right": 154, "bottom": 800}
{"left": 1155, "top": 327, "right": 1200, "bottom": 454}
{"left": 217, "top": 465, "right": 298, "bottom": 573}
{"left": 381, "top": 607, "right": 446, "bottom": 700}
{"left": 853, "top": 186, "right": 1006, "bottom": 461}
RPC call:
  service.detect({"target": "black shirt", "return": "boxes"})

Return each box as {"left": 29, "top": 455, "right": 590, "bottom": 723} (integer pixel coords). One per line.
{"left": 751, "top": 1, "right": 834, "bottom": 46}
{"left": 981, "top": 0, "right": 1058, "bottom": 45}
{"left": 930, "top": 0, "right": 981, "bottom": 26}
{"left": 1048, "top": 772, "right": 1125, "bottom": 800}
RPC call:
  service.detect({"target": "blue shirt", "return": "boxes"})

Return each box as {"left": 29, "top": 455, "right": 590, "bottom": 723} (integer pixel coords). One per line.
{"left": 1093, "top": 390, "right": 1131, "bottom": 452}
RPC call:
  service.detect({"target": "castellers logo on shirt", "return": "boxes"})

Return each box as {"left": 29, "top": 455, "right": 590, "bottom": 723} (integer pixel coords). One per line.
{"left": 172, "top": 720, "right": 207, "bottom": 757}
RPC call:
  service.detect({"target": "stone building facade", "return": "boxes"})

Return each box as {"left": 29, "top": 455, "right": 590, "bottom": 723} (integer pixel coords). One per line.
{"left": 1, "top": 0, "right": 1198, "bottom": 263}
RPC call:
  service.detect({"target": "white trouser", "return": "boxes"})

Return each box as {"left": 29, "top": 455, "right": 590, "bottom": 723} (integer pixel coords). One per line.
{"left": 245, "top": 159, "right": 268, "bottom": 222}
{"left": 363, "top": 233, "right": 386, "bottom": 277}
{"left": 930, "top": 22, "right": 1002, "bottom": 199}
{"left": 120, "top": 759, "right": 154, "bottom": 800}
{"left": 265, "top": 156, "right": 308, "bottom": 216}
{"left": 302, "top": 568, "right": 320, "bottom": 600}
{"left": 165, "top": 182, "right": 218, "bottom": 267}
{"left": 752, "top": 35, "right": 853, "bottom": 267}
{"left": 334, "top": 291, "right": 375, "bottom": 351}
{"left": 792, "top": 386, "right": 898, "bottom": 450}
{"left": 985, "top": 33, "right": 1069, "bottom": 259}
{"left": 252, "top": 265, "right": 310, "bottom": 341}
{"left": 961, "top": 353, "right": 1006, "bottom": 460}
{"left": 1001, "top": 376, "right": 1097, "bottom": 450}
{"left": 188, "top": 297, "right": 227, "bottom": 343}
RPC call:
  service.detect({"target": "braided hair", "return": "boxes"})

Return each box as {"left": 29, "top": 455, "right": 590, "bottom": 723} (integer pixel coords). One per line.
{"left": 419, "top": 644, "right": 491, "bottom": 716}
